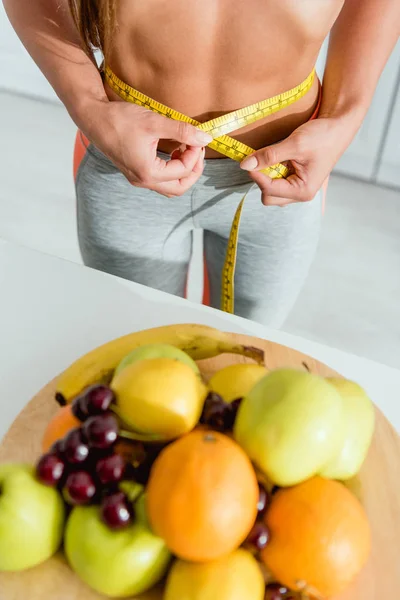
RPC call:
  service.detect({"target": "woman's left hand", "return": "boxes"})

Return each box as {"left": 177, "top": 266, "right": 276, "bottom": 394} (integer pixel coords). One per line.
{"left": 240, "top": 116, "right": 353, "bottom": 206}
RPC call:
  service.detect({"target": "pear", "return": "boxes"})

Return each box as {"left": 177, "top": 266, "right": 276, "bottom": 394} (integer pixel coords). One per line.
{"left": 208, "top": 364, "right": 268, "bottom": 402}
{"left": 114, "top": 343, "right": 199, "bottom": 377}
{"left": 165, "top": 549, "right": 265, "bottom": 600}
{"left": 320, "top": 378, "right": 375, "bottom": 480}
{"left": 234, "top": 369, "right": 344, "bottom": 486}
{"left": 111, "top": 357, "right": 208, "bottom": 440}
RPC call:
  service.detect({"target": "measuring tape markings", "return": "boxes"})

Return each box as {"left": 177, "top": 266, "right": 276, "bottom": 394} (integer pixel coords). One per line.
{"left": 221, "top": 196, "right": 246, "bottom": 314}
{"left": 104, "top": 66, "right": 316, "bottom": 313}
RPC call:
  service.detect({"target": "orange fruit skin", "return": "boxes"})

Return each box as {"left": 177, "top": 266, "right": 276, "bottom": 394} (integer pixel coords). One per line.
{"left": 41, "top": 405, "right": 81, "bottom": 453}
{"left": 261, "top": 476, "right": 371, "bottom": 598}
{"left": 147, "top": 430, "right": 258, "bottom": 562}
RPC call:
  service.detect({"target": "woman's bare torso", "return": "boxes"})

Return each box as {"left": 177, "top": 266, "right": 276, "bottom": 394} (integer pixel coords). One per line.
{"left": 106, "top": 0, "right": 345, "bottom": 156}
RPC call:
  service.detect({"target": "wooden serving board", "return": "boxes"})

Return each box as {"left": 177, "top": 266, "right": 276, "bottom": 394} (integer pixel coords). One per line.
{"left": 1, "top": 333, "right": 399, "bottom": 600}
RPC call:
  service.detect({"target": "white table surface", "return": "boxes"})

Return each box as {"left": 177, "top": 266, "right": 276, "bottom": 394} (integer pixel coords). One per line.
{"left": 1, "top": 238, "right": 399, "bottom": 441}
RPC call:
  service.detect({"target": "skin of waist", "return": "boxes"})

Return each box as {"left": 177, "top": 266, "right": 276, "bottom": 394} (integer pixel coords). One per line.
{"left": 104, "top": 70, "right": 321, "bottom": 158}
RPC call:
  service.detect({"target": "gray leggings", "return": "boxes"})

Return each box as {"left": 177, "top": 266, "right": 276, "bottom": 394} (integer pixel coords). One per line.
{"left": 76, "top": 143, "right": 321, "bottom": 328}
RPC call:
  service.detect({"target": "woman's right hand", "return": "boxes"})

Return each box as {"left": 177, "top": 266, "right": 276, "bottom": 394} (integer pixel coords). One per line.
{"left": 81, "top": 99, "right": 212, "bottom": 197}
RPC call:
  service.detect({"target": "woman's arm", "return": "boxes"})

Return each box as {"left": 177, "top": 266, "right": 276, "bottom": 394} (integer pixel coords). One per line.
{"left": 319, "top": 0, "right": 400, "bottom": 124}
{"left": 3, "top": 0, "right": 107, "bottom": 129}
{"left": 241, "top": 0, "right": 400, "bottom": 205}
{"left": 3, "top": 0, "right": 210, "bottom": 196}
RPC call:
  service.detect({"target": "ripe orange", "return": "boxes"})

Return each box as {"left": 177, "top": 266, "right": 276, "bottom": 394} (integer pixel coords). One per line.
{"left": 147, "top": 430, "right": 259, "bottom": 562}
{"left": 41, "top": 405, "right": 80, "bottom": 453}
{"left": 261, "top": 476, "right": 371, "bottom": 598}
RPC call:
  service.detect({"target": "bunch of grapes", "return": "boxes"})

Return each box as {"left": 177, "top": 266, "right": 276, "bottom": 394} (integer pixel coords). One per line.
{"left": 36, "top": 384, "right": 155, "bottom": 530}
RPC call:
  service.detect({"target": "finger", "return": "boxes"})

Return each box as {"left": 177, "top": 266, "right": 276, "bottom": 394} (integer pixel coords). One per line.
{"left": 249, "top": 170, "right": 314, "bottom": 202}
{"left": 150, "top": 146, "right": 203, "bottom": 183}
{"left": 171, "top": 144, "right": 187, "bottom": 161}
{"left": 180, "top": 145, "right": 204, "bottom": 172}
{"left": 168, "top": 146, "right": 204, "bottom": 178}
{"left": 240, "top": 137, "right": 298, "bottom": 172}
{"left": 261, "top": 194, "right": 296, "bottom": 207}
{"left": 153, "top": 159, "right": 204, "bottom": 196}
{"left": 178, "top": 163, "right": 204, "bottom": 189}
{"left": 192, "top": 147, "right": 206, "bottom": 175}
{"left": 170, "top": 149, "right": 181, "bottom": 161}
{"left": 158, "top": 118, "right": 213, "bottom": 148}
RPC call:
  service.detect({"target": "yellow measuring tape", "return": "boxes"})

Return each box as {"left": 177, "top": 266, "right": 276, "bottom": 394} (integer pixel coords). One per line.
{"left": 105, "top": 66, "right": 316, "bottom": 313}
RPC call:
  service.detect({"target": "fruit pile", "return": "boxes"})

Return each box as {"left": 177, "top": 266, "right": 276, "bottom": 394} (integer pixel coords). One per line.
{"left": 0, "top": 324, "right": 375, "bottom": 600}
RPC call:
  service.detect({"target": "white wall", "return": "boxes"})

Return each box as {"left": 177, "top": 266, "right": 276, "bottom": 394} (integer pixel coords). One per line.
{"left": 376, "top": 72, "right": 400, "bottom": 188}
{"left": 0, "top": 3, "right": 57, "bottom": 101}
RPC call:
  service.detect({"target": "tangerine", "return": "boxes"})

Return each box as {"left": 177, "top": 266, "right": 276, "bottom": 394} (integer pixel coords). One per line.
{"left": 41, "top": 405, "right": 80, "bottom": 453}
{"left": 261, "top": 476, "right": 371, "bottom": 598}
{"left": 146, "top": 430, "right": 258, "bottom": 562}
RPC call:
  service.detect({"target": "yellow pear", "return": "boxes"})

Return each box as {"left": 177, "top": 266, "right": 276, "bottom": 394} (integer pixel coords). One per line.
{"left": 111, "top": 358, "right": 207, "bottom": 440}
{"left": 208, "top": 364, "right": 268, "bottom": 402}
{"left": 164, "top": 549, "right": 265, "bottom": 600}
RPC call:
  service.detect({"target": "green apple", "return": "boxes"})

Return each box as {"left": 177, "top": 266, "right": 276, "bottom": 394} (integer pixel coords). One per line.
{"left": 65, "top": 504, "right": 171, "bottom": 598}
{"left": 234, "top": 369, "right": 344, "bottom": 486}
{"left": 0, "top": 463, "right": 65, "bottom": 571}
{"left": 320, "top": 378, "right": 375, "bottom": 480}
{"left": 114, "top": 343, "right": 199, "bottom": 377}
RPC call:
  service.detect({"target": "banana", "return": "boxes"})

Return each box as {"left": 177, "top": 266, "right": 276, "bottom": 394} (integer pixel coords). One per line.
{"left": 55, "top": 324, "right": 265, "bottom": 404}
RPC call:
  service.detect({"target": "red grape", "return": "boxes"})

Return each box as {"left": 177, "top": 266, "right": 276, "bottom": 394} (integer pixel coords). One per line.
{"left": 200, "top": 392, "right": 233, "bottom": 431}
{"left": 71, "top": 395, "right": 90, "bottom": 422}
{"left": 96, "top": 454, "right": 126, "bottom": 485}
{"left": 229, "top": 397, "right": 243, "bottom": 421}
{"left": 257, "top": 483, "right": 269, "bottom": 514}
{"left": 264, "top": 583, "right": 290, "bottom": 600}
{"left": 84, "top": 385, "right": 115, "bottom": 415}
{"left": 50, "top": 439, "right": 65, "bottom": 457}
{"left": 62, "top": 428, "right": 90, "bottom": 464}
{"left": 63, "top": 471, "right": 96, "bottom": 505}
{"left": 100, "top": 492, "right": 133, "bottom": 529}
{"left": 36, "top": 453, "right": 65, "bottom": 486}
{"left": 244, "top": 522, "right": 270, "bottom": 551}
{"left": 83, "top": 414, "right": 119, "bottom": 449}
{"left": 200, "top": 392, "right": 224, "bottom": 423}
